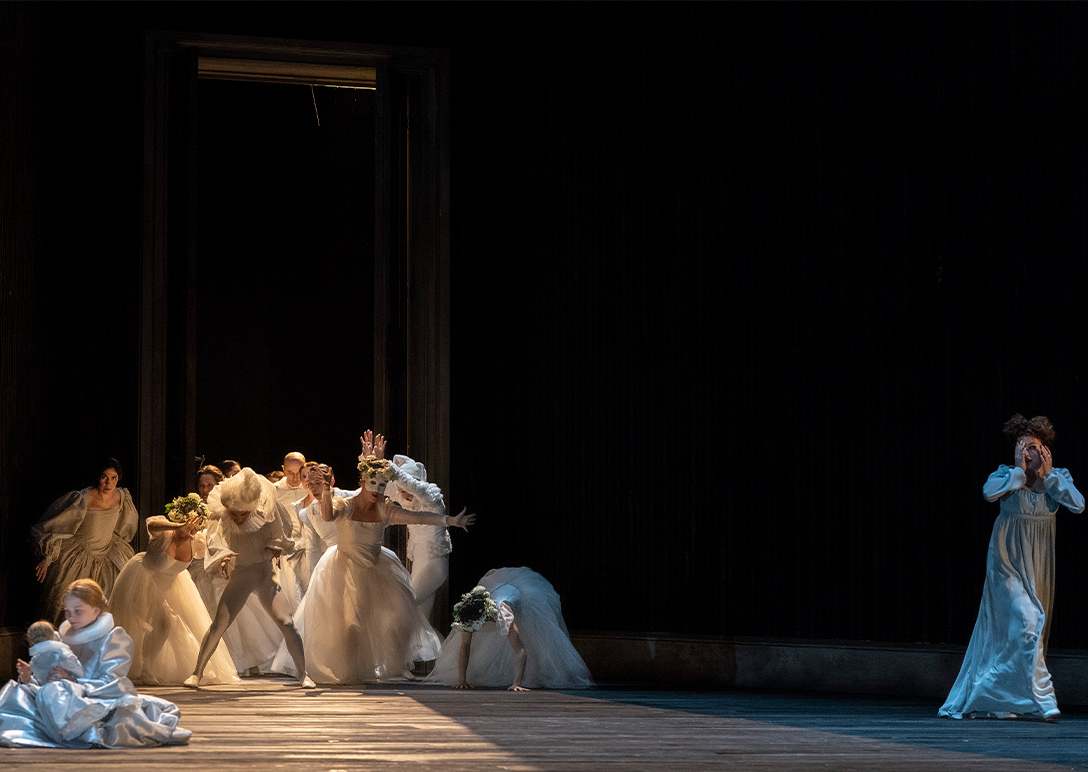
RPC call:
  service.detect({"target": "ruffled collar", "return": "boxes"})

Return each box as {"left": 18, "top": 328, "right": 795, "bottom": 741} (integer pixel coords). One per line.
{"left": 59, "top": 612, "right": 115, "bottom": 644}
{"left": 217, "top": 510, "right": 267, "bottom": 537}
{"left": 28, "top": 639, "right": 68, "bottom": 656}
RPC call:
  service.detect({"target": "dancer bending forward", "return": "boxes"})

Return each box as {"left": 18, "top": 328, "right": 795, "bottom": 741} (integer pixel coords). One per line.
{"left": 110, "top": 512, "right": 238, "bottom": 685}
{"left": 426, "top": 567, "right": 593, "bottom": 691}
{"left": 186, "top": 468, "right": 313, "bottom": 688}
{"left": 271, "top": 452, "right": 473, "bottom": 683}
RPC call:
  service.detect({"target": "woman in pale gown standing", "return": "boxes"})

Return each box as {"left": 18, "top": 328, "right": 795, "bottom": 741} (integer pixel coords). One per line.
{"left": 940, "top": 414, "right": 1085, "bottom": 720}
{"left": 33, "top": 458, "right": 138, "bottom": 624}
{"left": 271, "top": 451, "right": 474, "bottom": 683}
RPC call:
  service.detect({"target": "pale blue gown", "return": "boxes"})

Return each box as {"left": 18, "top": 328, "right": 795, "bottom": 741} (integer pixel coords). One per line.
{"left": 940, "top": 465, "right": 1085, "bottom": 719}
{"left": 0, "top": 613, "right": 191, "bottom": 747}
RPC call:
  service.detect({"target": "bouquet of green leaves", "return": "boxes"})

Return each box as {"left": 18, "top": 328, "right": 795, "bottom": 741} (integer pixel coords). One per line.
{"left": 357, "top": 454, "right": 398, "bottom": 482}
{"left": 452, "top": 585, "right": 496, "bottom": 632}
{"left": 164, "top": 492, "right": 210, "bottom": 531}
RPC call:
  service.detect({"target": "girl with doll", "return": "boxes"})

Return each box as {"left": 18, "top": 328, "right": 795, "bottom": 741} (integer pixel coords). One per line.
{"left": 0, "top": 579, "right": 192, "bottom": 748}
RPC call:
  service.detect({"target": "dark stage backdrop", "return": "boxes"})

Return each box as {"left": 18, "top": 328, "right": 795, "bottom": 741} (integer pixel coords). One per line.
{"left": 195, "top": 79, "right": 377, "bottom": 484}
{"left": 3, "top": 3, "right": 1088, "bottom": 652}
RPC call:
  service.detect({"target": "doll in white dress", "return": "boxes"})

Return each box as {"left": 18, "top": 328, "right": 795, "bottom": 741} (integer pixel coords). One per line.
{"left": 269, "top": 451, "right": 474, "bottom": 683}
{"left": 426, "top": 567, "right": 593, "bottom": 691}
{"left": 25, "top": 620, "right": 84, "bottom": 684}
{"left": 0, "top": 579, "right": 192, "bottom": 748}
{"left": 109, "top": 506, "right": 238, "bottom": 685}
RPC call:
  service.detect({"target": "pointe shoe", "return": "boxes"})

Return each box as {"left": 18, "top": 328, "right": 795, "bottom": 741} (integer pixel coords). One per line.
{"left": 183, "top": 674, "right": 201, "bottom": 689}
{"left": 299, "top": 675, "right": 316, "bottom": 688}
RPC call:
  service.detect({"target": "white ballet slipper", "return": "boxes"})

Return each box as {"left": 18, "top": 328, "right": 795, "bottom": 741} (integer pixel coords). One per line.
{"left": 299, "top": 675, "right": 316, "bottom": 688}
{"left": 183, "top": 674, "right": 201, "bottom": 689}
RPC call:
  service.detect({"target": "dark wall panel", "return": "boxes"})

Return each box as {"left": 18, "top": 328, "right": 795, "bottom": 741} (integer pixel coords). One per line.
{"left": 3, "top": 3, "right": 1088, "bottom": 650}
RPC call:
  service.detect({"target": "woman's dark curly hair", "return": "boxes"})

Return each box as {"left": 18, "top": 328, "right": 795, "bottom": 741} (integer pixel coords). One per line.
{"left": 1002, "top": 414, "right": 1056, "bottom": 447}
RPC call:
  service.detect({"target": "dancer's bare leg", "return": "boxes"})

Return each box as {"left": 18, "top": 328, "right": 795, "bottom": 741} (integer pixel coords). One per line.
{"left": 187, "top": 567, "right": 256, "bottom": 684}
{"left": 255, "top": 577, "right": 312, "bottom": 687}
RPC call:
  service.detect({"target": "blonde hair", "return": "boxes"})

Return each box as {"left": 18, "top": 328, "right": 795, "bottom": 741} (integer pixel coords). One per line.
{"left": 26, "top": 620, "right": 56, "bottom": 646}
{"left": 63, "top": 578, "right": 109, "bottom": 612}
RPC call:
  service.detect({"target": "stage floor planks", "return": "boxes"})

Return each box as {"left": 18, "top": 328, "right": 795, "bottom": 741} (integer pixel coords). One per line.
{"left": 5, "top": 679, "right": 1088, "bottom": 771}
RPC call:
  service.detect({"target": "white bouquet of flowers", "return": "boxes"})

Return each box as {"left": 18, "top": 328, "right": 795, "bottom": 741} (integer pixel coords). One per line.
{"left": 452, "top": 585, "right": 496, "bottom": 632}
{"left": 163, "top": 492, "right": 210, "bottom": 531}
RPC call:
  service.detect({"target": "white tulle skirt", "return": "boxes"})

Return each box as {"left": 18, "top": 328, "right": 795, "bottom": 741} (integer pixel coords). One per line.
{"left": 110, "top": 556, "right": 238, "bottom": 685}
{"left": 271, "top": 545, "right": 440, "bottom": 683}
{"left": 426, "top": 567, "right": 593, "bottom": 690}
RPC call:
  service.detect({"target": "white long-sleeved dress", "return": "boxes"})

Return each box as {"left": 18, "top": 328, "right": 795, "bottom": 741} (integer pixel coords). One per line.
{"left": 939, "top": 465, "right": 1085, "bottom": 719}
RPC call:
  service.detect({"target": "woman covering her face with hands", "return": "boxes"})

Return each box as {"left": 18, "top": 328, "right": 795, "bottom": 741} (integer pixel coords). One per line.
{"left": 940, "top": 414, "right": 1085, "bottom": 721}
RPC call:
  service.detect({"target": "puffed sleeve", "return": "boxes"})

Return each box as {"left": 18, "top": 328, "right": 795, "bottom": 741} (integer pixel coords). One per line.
{"left": 382, "top": 501, "right": 447, "bottom": 527}
{"left": 77, "top": 627, "right": 136, "bottom": 698}
{"left": 983, "top": 465, "right": 1027, "bottom": 502}
{"left": 1044, "top": 468, "right": 1086, "bottom": 514}
{"left": 31, "top": 490, "right": 89, "bottom": 564}
{"left": 203, "top": 519, "right": 234, "bottom": 574}
{"left": 141, "top": 516, "right": 180, "bottom": 572}
{"left": 262, "top": 501, "right": 298, "bottom": 555}
{"left": 115, "top": 489, "right": 139, "bottom": 543}
{"left": 388, "top": 476, "right": 447, "bottom": 515}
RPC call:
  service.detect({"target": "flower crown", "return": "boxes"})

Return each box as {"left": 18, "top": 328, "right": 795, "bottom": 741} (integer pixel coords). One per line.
{"left": 451, "top": 586, "right": 497, "bottom": 632}
{"left": 357, "top": 454, "right": 397, "bottom": 481}
{"left": 164, "top": 492, "right": 210, "bottom": 531}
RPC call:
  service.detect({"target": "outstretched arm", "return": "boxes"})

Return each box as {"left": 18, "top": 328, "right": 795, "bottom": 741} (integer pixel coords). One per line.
{"left": 386, "top": 505, "right": 475, "bottom": 531}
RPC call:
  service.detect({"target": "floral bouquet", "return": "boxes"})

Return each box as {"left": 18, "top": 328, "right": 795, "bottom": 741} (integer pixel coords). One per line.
{"left": 452, "top": 585, "right": 496, "bottom": 632}
{"left": 164, "top": 492, "right": 210, "bottom": 531}
{"left": 357, "top": 454, "right": 398, "bottom": 482}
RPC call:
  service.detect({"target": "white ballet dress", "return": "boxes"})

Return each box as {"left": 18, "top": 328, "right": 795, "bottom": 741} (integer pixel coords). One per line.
{"left": 270, "top": 499, "right": 440, "bottom": 683}
{"left": 109, "top": 517, "right": 238, "bottom": 685}
{"left": 426, "top": 567, "right": 594, "bottom": 689}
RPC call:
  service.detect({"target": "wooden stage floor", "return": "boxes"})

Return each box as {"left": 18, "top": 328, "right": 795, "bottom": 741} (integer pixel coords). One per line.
{"left": 5, "top": 678, "right": 1088, "bottom": 771}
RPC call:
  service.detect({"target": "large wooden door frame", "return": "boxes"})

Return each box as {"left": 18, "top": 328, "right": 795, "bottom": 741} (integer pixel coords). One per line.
{"left": 140, "top": 31, "right": 450, "bottom": 543}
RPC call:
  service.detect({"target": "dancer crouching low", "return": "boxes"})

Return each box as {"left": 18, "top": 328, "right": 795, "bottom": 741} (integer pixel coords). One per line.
{"left": 185, "top": 467, "right": 314, "bottom": 688}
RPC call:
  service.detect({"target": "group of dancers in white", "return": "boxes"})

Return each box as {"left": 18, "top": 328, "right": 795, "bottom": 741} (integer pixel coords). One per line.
{"left": 0, "top": 431, "right": 593, "bottom": 749}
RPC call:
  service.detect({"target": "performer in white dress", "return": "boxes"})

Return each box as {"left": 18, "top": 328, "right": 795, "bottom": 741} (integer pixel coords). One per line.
{"left": 386, "top": 454, "right": 452, "bottom": 624}
{"left": 185, "top": 468, "right": 313, "bottom": 688}
{"left": 291, "top": 462, "right": 344, "bottom": 595}
{"left": 109, "top": 511, "right": 238, "bottom": 685}
{"left": 0, "top": 579, "right": 192, "bottom": 748}
{"left": 426, "top": 567, "right": 593, "bottom": 690}
{"left": 270, "top": 452, "right": 474, "bottom": 684}
{"left": 272, "top": 452, "right": 308, "bottom": 610}
{"left": 940, "top": 414, "right": 1085, "bottom": 720}
{"left": 32, "top": 458, "right": 138, "bottom": 623}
